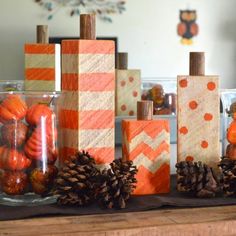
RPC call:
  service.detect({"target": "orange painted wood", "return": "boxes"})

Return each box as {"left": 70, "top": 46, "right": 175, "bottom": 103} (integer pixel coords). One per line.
{"left": 25, "top": 44, "right": 55, "bottom": 54}
{"left": 122, "top": 119, "right": 170, "bottom": 195}
{"left": 25, "top": 68, "right": 55, "bottom": 81}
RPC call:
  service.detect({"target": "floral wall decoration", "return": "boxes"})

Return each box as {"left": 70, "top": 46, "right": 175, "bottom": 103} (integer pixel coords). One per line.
{"left": 34, "top": 0, "right": 126, "bottom": 22}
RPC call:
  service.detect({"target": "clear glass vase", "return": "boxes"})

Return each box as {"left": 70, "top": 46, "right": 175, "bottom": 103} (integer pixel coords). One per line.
{"left": 0, "top": 91, "right": 60, "bottom": 206}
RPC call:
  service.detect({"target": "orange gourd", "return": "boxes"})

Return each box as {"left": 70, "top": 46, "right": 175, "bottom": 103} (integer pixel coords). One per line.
{"left": 26, "top": 104, "right": 53, "bottom": 126}
{"left": 0, "top": 95, "right": 27, "bottom": 123}
{"left": 0, "top": 146, "right": 31, "bottom": 171}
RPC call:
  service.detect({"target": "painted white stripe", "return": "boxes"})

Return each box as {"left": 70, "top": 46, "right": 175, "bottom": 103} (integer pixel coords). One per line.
{"left": 60, "top": 128, "right": 114, "bottom": 149}
{"left": 55, "top": 44, "right": 61, "bottom": 91}
{"left": 133, "top": 151, "right": 170, "bottom": 174}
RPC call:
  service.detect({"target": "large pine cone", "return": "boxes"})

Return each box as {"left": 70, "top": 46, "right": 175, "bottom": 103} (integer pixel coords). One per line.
{"left": 219, "top": 156, "right": 236, "bottom": 196}
{"left": 176, "top": 161, "right": 221, "bottom": 198}
{"left": 96, "top": 159, "right": 137, "bottom": 209}
{"left": 55, "top": 151, "right": 100, "bottom": 206}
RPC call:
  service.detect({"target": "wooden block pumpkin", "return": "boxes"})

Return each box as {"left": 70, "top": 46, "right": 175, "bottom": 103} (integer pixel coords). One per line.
{"left": 122, "top": 101, "right": 170, "bottom": 195}
{"left": 60, "top": 14, "right": 115, "bottom": 164}
{"left": 24, "top": 25, "right": 61, "bottom": 91}
{"left": 177, "top": 52, "right": 220, "bottom": 170}
{"left": 116, "top": 52, "right": 141, "bottom": 116}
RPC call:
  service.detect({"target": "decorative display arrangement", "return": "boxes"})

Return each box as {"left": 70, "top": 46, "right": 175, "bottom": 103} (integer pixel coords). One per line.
{"left": 177, "top": 10, "right": 199, "bottom": 45}
{"left": 0, "top": 92, "right": 59, "bottom": 202}
{"left": 60, "top": 14, "right": 115, "bottom": 164}
{"left": 116, "top": 52, "right": 141, "bottom": 116}
{"left": 34, "top": 0, "right": 126, "bottom": 22}
{"left": 122, "top": 101, "right": 170, "bottom": 195}
{"left": 55, "top": 151, "right": 137, "bottom": 209}
{"left": 142, "top": 83, "right": 176, "bottom": 115}
{"left": 177, "top": 52, "right": 220, "bottom": 171}
{"left": 24, "top": 25, "right": 61, "bottom": 91}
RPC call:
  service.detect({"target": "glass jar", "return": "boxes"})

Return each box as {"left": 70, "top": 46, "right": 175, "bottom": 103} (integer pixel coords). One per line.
{"left": 221, "top": 89, "right": 236, "bottom": 157}
{"left": 0, "top": 91, "right": 60, "bottom": 206}
{"left": 141, "top": 78, "right": 177, "bottom": 115}
{"left": 0, "top": 80, "right": 24, "bottom": 92}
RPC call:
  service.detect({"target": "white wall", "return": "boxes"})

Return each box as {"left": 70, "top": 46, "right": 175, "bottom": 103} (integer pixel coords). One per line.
{"left": 0, "top": 0, "right": 236, "bottom": 88}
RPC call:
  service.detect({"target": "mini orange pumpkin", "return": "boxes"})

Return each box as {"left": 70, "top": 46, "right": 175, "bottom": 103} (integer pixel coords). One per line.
{"left": 0, "top": 146, "right": 31, "bottom": 171}
{"left": 0, "top": 95, "right": 27, "bottom": 123}
{"left": 26, "top": 104, "right": 53, "bottom": 126}
{"left": 227, "top": 120, "right": 236, "bottom": 144}
{"left": 226, "top": 144, "right": 236, "bottom": 160}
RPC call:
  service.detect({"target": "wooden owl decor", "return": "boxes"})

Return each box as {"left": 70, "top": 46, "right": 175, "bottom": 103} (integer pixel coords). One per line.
{"left": 177, "top": 10, "right": 199, "bottom": 45}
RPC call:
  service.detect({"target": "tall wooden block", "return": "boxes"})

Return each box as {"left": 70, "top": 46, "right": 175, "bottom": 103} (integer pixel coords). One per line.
{"left": 116, "top": 52, "right": 141, "bottom": 116}
{"left": 24, "top": 25, "right": 61, "bottom": 91}
{"left": 177, "top": 52, "right": 220, "bottom": 169}
{"left": 122, "top": 101, "right": 170, "bottom": 195}
{"left": 60, "top": 15, "right": 115, "bottom": 164}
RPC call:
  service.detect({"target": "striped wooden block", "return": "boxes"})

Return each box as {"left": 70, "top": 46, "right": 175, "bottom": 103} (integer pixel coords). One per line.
{"left": 177, "top": 76, "right": 220, "bottom": 169}
{"left": 116, "top": 69, "right": 141, "bottom": 116}
{"left": 122, "top": 119, "right": 170, "bottom": 195}
{"left": 60, "top": 40, "right": 115, "bottom": 164}
{"left": 24, "top": 44, "right": 61, "bottom": 91}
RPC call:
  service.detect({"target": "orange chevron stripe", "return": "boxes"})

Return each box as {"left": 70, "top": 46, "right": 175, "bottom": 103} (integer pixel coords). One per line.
{"left": 79, "top": 110, "right": 114, "bottom": 129}
{"left": 133, "top": 163, "right": 170, "bottom": 195}
{"left": 122, "top": 120, "right": 169, "bottom": 142}
{"left": 62, "top": 73, "right": 115, "bottom": 92}
{"left": 25, "top": 68, "right": 55, "bottom": 81}
{"left": 62, "top": 40, "right": 114, "bottom": 54}
{"left": 25, "top": 44, "right": 55, "bottom": 54}
{"left": 59, "top": 110, "right": 114, "bottom": 130}
{"left": 127, "top": 141, "right": 170, "bottom": 161}
{"left": 59, "top": 147, "right": 114, "bottom": 164}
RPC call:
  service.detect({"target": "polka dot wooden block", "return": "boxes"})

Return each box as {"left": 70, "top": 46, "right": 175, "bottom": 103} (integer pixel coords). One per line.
{"left": 122, "top": 119, "right": 170, "bottom": 195}
{"left": 60, "top": 40, "right": 115, "bottom": 164}
{"left": 177, "top": 76, "right": 220, "bottom": 169}
{"left": 24, "top": 44, "right": 61, "bottom": 91}
{"left": 116, "top": 69, "right": 141, "bottom": 116}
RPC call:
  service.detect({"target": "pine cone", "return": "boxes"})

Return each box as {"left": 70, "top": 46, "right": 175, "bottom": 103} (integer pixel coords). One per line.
{"left": 219, "top": 156, "right": 236, "bottom": 196}
{"left": 176, "top": 161, "right": 221, "bottom": 198}
{"left": 96, "top": 159, "right": 137, "bottom": 209}
{"left": 55, "top": 151, "right": 100, "bottom": 206}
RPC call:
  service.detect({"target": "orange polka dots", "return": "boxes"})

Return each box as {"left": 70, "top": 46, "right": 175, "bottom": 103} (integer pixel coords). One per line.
{"left": 129, "top": 77, "right": 134, "bottom": 82}
{"left": 121, "top": 104, "right": 127, "bottom": 111}
{"left": 179, "top": 79, "right": 188, "bottom": 88}
{"left": 189, "top": 100, "right": 198, "bottom": 110}
{"left": 179, "top": 126, "right": 188, "bottom": 135}
{"left": 133, "top": 91, "right": 138, "bottom": 97}
{"left": 201, "top": 141, "right": 208, "bottom": 149}
{"left": 120, "top": 80, "right": 126, "bottom": 87}
{"left": 204, "top": 113, "right": 213, "bottom": 121}
{"left": 207, "top": 82, "right": 216, "bottom": 91}
{"left": 186, "top": 156, "right": 194, "bottom": 162}
{"left": 129, "top": 110, "right": 134, "bottom": 116}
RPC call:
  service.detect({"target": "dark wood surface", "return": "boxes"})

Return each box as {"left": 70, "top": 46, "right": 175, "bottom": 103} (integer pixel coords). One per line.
{"left": 80, "top": 14, "right": 96, "bottom": 40}
{"left": 189, "top": 52, "right": 205, "bottom": 76}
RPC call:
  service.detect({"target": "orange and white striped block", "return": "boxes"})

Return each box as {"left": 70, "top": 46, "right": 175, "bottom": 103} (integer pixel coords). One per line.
{"left": 116, "top": 69, "right": 141, "bottom": 116}
{"left": 24, "top": 44, "right": 61, "bottom": 91}
{"left": 122, "top": 120, "right": 170, "bottom": 195}
{"left": 60, "top": 40, "right": 115, "bottom": 164}
{"left": 177, "top": 76, "right": 220, "bottom": 169}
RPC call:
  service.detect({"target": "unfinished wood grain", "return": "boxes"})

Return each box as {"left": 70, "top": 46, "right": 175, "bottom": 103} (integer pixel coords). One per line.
{"left": 1, "top": 206, "right": 236, "bottom": 236}
{"left": 117, "top": 52, "right": 128, "bottom": 69}
{"left": 80, "top": 14, "right": 96, "bottom": 40}
{"left": 36, "top": 25, "right": 49, "bottom": 44}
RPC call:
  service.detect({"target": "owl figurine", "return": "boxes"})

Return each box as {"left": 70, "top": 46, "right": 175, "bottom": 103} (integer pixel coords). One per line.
{"left": 177, "top": 10, "right": 199, "bottom": 45}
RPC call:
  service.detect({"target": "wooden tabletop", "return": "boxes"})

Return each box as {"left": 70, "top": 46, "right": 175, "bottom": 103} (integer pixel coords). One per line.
{"left": 1, "top": 206, "right": 236, "bottom": 236}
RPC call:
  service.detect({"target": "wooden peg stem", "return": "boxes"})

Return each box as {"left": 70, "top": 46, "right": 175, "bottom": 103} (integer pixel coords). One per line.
{"left": 137, "top": 101, "right": 153, "bottom": 121}
{"left": 80, "top": 14, "right": 96, "bottom": 40}
{"left": 189, "top": 52, "right": 205, "bottom": 76}
{"left": 117, "top": 52, "right": 128, "bottom": 69}
{"left": 37, "top": 25, "right": 49, "bottom": 44}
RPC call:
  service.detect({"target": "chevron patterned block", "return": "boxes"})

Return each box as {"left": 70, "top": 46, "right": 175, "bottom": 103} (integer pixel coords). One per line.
{"left": 177, "top": 76, "right": 220, "bottom": 169}
{"left": 122, "top": 119, "right": 170, "bottom": 195}
{"left": 24, "top": 44, "right": 61, "bottom": 91}
{"left": 60, "top": 40, "right": 115, "bottom": 164}
{"left": 116, "top": 69, "right": 141, "bottom": 116}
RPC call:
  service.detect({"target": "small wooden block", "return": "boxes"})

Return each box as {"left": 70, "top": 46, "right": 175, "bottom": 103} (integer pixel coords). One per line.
{"left": 60, "top": 40, "right": 115, "bottom": 164}
{"left": 177, "top": 76, "right": 220, "bottom": 169}
{"left": 116, "top": 69, "right": 141, "bottom": 116}
{"left": 24, "top": 44, "right": 61, "bottom": 91}
{"left": 122, "top": 119, "right": 170, "bottom": 195}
